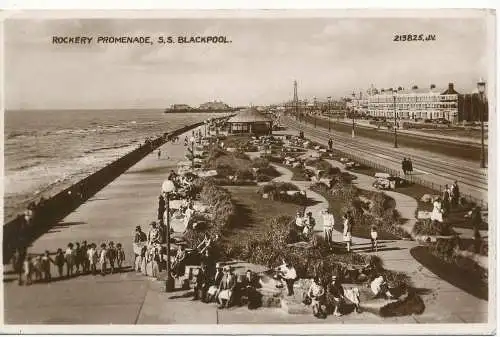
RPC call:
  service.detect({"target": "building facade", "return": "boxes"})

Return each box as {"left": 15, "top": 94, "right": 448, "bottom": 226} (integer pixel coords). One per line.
{"left": 364, "top": 83, "right": 460, "bottom": 122}
{"left": 199, "top": 100, "right": 230, "bottom": 110}
{"left": 226, "top": 108, "right": 273, "bottom": 135}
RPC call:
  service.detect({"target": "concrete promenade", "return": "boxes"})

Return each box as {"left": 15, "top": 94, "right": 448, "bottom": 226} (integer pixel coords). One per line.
{"left": 3, "top": 127, "right": 489, "bottom": 326}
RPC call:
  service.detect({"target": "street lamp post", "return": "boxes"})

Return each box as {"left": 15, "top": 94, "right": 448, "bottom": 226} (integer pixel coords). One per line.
{"left": 477, "top": 79, "right": 486, "bottom": 168}
{"left": 351, "top": 109, "right": 355, "bottom": 138}
{"left": 393, "top": 89, "right": 398, "bottom": 148}
{"left": 189, "top": 136, "right": 196, "bottom": 167}
{"left": 162, "top": 180, "right": 176, "bottom": 292}
{"left": 327, "top": 96, "right": 332, "bottom": 132}
{"left": 313, "top": 97, "right": 317, "bottom": 128}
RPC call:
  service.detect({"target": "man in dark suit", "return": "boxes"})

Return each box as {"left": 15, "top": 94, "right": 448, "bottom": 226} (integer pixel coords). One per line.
{"left": 238, "top": 270, "right": 262, "bottom": 309}
{"left": 192, "top": 264, "right": 208, "bottom": 301}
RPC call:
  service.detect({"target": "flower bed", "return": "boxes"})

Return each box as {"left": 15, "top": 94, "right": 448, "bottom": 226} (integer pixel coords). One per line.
{"left": 412, "top": 218, "right": 457, "bottom": 236}
{"left": 257, "top": 182, "right": 307, "bottom": 205}
{"left": 311, "top": 182, "right": 409, "bottom": 240}
{"left": 410, "top": 244, "right": 488, "bottom": 300}
{"left": 223, "top": 215, "right": 413, "bottom": 292}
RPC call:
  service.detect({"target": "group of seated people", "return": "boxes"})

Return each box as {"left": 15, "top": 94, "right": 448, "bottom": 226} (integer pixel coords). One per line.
{"left": 191, "top": 263, "right": 262, "bottom": 310}
{"left": 294, "top": 211, "right": 316, "bottom": 241}
{"left": 304, "top": 274, "right": 362, "bottom": 319}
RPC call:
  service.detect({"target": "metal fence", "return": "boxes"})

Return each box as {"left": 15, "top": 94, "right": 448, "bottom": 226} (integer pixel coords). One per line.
{"left": 334, "top": 150, "right": 488, "bottom": 210}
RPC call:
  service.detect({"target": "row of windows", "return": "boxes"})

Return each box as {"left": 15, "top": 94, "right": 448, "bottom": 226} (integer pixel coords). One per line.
{"left": 369, "top": 111, "right": 458, "bottom": 117}
{"left": 367, "top": 96, "right": 458, "bottom": 103}
{"left": 369, "top": 103, "right": 457, "bottom": 109}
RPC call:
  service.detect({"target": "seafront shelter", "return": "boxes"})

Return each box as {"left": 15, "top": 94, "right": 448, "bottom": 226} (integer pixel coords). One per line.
{"left": 226, "top": 108, "right": 273, "bottom": 135}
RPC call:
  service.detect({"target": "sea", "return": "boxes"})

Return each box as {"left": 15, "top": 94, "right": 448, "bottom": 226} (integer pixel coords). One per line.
{"left": 4, "top": 109, "right": 219, "bottom": 222}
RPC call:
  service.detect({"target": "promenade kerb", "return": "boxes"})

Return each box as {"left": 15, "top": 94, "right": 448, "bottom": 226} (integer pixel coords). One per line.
{"left": 2, "top": 120, "right": 215, "bottom": 264}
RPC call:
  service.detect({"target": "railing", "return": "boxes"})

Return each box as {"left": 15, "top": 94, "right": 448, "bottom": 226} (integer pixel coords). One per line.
{"left": 3, "top": 121, "right": 210, "bottom": 264}
{"left": 337, "top": 151, "right": 487, "bottom": 209}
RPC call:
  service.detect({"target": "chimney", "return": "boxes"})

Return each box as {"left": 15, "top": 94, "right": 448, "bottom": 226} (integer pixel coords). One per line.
{"left": 448, "top": 83, "right": 454, "bottom": 91}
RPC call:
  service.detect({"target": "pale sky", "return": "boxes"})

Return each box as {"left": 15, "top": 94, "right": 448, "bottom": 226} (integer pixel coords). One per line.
{"left": 4, "top": 14, "right": 491, "bottom": 109}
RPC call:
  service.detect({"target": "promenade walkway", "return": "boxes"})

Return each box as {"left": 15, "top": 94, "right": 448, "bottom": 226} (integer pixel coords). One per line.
{"left": 262, "top": 160, "right": 488, "bottom": 323}
{"left": 4, "top": 131, "right": 488, "bottom": 326}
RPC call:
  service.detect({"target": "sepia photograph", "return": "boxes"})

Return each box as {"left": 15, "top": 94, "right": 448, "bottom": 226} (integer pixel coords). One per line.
{"left": 1, "top": 8, "right": 495, "bottom": 334}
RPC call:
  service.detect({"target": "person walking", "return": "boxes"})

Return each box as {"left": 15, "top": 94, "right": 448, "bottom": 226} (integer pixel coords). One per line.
{"left": 408, "top": 158, "right": 413, "bottom": 174}
{"left": 328, "top": 138, "right": 333, "bottom": 152}
{"left": 450, "top": 180, "right": 460, "bottom": 207}
{"left": 322, "top": 208, "right": 335, "bottom": 250}
{"left": 401, "top": 158, "right": 408, "bottom": 175}
{"left": 442, "top": 185, "right": 451, "bottom": 218}
{"left": 157, "top": 149, "right": 161, "bottom": 159}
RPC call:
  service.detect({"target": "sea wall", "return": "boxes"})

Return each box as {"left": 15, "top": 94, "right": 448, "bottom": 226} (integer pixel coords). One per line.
{"left": 3, "top": 121, "right": 205, "bottom": 263}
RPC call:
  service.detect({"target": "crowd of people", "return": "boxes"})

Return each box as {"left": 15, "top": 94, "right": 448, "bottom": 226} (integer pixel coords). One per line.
{"left": 14, "top": 240, "right": 127, "bottom": 286}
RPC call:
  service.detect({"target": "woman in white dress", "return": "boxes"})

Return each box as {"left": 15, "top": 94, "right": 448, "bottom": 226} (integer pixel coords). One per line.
{"left": 430, "top": 197, "right": 444, "bottom": 223}
{"left": 343, "top": 212, "right": 353, "bottom": 252}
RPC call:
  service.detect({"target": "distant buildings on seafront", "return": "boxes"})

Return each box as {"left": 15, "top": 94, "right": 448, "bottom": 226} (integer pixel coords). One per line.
{"left": 346, "top": 83, "right": 487, "bottom": 123}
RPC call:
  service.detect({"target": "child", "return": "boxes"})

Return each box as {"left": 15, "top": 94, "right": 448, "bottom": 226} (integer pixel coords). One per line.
{"left": 151, "top": 247, "right": 160, "bottom": 278}
{"left": 23, "top": 256, "right": 34, "bottom": 285}
{"left": 74, "top": 242, "right": 81, "bottom": 274}
{"left": 99, "top": 243, "right": 108, "bottom": 276}
{"left": 54, "top": 248, "right": 66, "bottom": 278}
{"left": 116, "top": 243, "right": 125, "bottom": 271}
{"left": 370, "top": 225, "right": 378, "bottom": 252}
{"left": 140, "top": 246, "right": 147, "bottom": 276}
{"left": 81, "top": 241, "right": 89, "bottom": 274}
{"left": 88, "top": 243, "right": 98, "bottom": 275}
{"left": 65, "top": 243, "right": 75, "bottom": 277}
{"left": 107, "top": 241, "right": 117, "bottom": 274}
{"left": 33, "top": 255, "right": 43, "bottom": 282}
{"left": 41, "top": 251, "right": 53, "bottom": 282}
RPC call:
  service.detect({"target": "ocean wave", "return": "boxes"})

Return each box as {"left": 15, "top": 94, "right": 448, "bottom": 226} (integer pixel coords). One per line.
{"left": 83, "top": 143, "right": 133, "bottom": 154}
{"left": 6, "top": 131, "right": 37, "bottom": 140}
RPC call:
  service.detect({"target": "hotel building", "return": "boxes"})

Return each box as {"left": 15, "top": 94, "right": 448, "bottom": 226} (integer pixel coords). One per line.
{"left": 348, "top": 83, "right": 462, "bottom": 122}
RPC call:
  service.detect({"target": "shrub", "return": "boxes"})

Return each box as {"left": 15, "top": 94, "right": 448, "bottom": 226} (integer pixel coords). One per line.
{"left": 413, "top": 219, "right": 457, "bottom": 236}
{"left": 251, "top": 157, "right": 270, "bottom": 169}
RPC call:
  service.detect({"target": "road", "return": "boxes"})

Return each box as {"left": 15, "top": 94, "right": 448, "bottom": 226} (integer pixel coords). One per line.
{"left": 299, "top": 114, "right": 488, "bottom": 162}
{"left": 283, "top": 116, "right": 488, "bottom": 208}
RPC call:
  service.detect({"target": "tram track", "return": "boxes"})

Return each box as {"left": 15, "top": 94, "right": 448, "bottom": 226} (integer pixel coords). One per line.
{"left": 283, "top": 118, "right": 488, "bottom": 198}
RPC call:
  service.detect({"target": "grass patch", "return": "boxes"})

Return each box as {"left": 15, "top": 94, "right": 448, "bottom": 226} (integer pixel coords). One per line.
{"left": 222, "top": 186, "right": 303, "bottom": 243}
{"left": 410, "top": 245, "right": 488, "bottom": 300}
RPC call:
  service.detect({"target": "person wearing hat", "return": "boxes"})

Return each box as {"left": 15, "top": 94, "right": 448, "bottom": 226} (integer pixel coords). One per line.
{"left": 81, "top": 240, "right": 89, "bottom": 274}
{"left": 327, "top": 274, "right": 344, "bottom": 317}
{"left": 308, "top": 276, "right": 326, "bottom": 318}
{"left": 322, "top": 208, "right": 335, "bottom": 249}
{"left": 217, "top": 266, "right": 236, "bottom": 309}
{"left": 134, "top": 226, "right": 147, "bottom": 244}
{"left": 148, "top": 221, "right": 161, "bottom": 245}
{"left": 192, "top": 264, "right": 208, "bottom": 302}
{"left": 276, "top": 259, "right": 297, "bottom": 296}
{"left": 303, "top": 211, "right": 316, "bottom": 240}
{"left": 206, "top": 263, "right": 224, "bottom": 303}
{"left": 450, "top": 180, "right": 460, "bottom": 208}
{"left": 172, "top": 245, "right": 187, "bottom": 278}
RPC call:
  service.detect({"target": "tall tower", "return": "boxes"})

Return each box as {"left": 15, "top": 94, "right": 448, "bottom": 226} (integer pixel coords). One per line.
{"left": 293, "top": 80, "right": 299, "bottom": 120}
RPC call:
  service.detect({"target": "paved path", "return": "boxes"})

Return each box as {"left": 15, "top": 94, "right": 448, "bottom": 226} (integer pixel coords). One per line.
{"left": 318, "top": 160, "right": 488, "bottom": 323}
{"left": 4, "top": 132, "right": 489, "bottom": 326}
{"left": 3, "top": 126, "right": 204, "bottom": 324}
